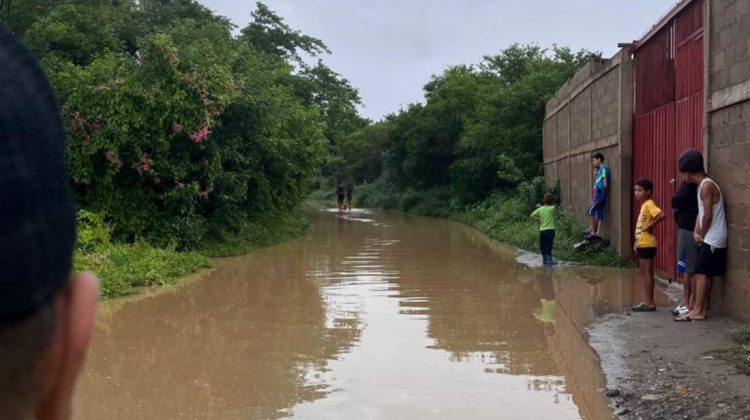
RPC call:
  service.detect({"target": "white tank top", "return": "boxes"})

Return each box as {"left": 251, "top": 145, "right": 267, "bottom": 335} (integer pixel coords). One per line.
{"left": 697, "top": 178, "right": 727, "bottom": 248}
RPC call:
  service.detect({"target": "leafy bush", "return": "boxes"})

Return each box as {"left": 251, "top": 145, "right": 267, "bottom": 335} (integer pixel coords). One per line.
{"left": 7, "top": 2, "right": 347, "bottom": 251}
{"left": 198, "top": 210, "right": 309, "bottom": 257}
{"left": 464, "top": 190, "right": 626, "bottom": 267}
{"left": 73, "top": 211, "right": 210, "bottom": 298}
{"left": 76, "top": 210, "right": 111, "bottom": 254}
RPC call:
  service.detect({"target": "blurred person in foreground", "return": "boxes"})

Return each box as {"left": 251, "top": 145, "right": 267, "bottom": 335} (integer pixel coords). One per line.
{"left": 0, "top": 27, "right": 99, "bottom": 419}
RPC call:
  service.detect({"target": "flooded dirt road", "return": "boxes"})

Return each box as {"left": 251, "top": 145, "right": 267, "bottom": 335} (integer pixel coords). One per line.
{"left": 76, "top": 208, "right": 662, "bottom": 419}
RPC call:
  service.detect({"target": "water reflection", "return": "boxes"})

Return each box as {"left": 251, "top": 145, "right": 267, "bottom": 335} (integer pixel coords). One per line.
{"left": 76, "top": 208, "right": 665, "bottom": 419}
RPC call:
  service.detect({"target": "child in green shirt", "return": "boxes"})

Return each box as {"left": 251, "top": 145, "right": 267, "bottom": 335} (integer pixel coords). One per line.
{"left": 531, "top": 193, "right": 558, "bottom": 266}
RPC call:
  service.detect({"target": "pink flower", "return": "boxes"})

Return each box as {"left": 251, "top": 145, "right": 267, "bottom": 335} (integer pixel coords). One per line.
{"left": 105, "top": 150, "right": 123, "bottom": 169}
{"left": 135, "top": 153, "right": 152, "bottom": 175}
{"left": 72, "top": 112, "right": 86, "bottom": 129}
{"left": 172, "top": 122, "right": 183, "bottom": 134}
{"left": 189, "top": 126, "right": 210, "bottom": 144}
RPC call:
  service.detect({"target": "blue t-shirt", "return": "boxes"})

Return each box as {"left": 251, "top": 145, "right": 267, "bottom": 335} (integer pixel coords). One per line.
{"left": 593, "top": 165, "right": 609, "bottom": 202}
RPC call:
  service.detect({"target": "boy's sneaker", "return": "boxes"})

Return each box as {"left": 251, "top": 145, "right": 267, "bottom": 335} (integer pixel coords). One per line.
{"left": 547, "top": 258, "right": 559, "bottom": 266}
{"left": 671, "top": 305, "right": 689, "bottom": 316}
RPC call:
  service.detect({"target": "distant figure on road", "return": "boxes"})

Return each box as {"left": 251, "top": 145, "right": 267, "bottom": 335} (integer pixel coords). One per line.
{"left": 675, "top": 149, "right": 727, "bottom": 322}
{"left": 0, "top": 28, "right": 99, "bottom": 420}
{"left": 336, "top": 184, "right": 346, "bottom": 211}
{"left": 531, "top": 193, "right": 558, "bottom": 266}
{"left": 585, "top": 153, "right": 610, "bottom": 240}
{"left": 345, "top": 184, "right": 354, "bottom": 211}
{"left": 631, "top": 179, "right": 666, "bottom": 313}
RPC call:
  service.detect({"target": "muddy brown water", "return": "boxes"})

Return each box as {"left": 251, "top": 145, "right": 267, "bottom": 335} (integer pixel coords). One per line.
{"left": 76, "top": 208, "right": 668, "bottom": 419}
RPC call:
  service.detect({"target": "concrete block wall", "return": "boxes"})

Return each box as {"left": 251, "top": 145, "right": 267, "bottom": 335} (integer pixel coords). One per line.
{"left": 707, "top": 0, "right": 750, "bottom": 318}
{"left": 543, "top": 50, "right": 633, "bottom": 257}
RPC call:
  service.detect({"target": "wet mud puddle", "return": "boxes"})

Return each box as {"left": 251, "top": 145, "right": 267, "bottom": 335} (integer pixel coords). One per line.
{"left": 76, "top": 208, "right": 658, "bottom": 419}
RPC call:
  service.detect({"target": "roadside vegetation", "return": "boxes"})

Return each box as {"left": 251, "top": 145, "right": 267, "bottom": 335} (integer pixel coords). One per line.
{"left": 711, "top": 325, "right": 750, "bottom": 374}
{"left": 3, "top": 1, "right": 622, "bottom": 298}
{"left": 1, "top": 1, "right": 366, "bottom": 297}
{"left": 325, "top": 44, "right": 623, "bottom": 266}
{"left": 356, "top": 179, "right": 625, "bottom": 267}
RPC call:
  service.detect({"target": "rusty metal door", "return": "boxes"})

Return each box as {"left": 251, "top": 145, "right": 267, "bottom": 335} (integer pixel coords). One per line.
{"left": 632, "top": 0, "right": 704, "bottom": 278}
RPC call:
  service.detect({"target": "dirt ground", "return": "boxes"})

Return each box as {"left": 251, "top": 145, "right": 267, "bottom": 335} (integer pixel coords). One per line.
{"left": 589, "top": 309, "right": 750, "bottom": 419}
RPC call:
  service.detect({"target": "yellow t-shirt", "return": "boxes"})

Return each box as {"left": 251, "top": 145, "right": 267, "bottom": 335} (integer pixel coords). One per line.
{"left": 635, "top": 199, "right": 662, "bottom": 248}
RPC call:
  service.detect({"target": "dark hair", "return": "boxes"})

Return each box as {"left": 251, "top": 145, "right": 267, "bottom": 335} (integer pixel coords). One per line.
{"left": 0, "top": 28, "right": 75, "bottom": 323}
{"left": 543, "top": 193, "right": 555, "bottom": 205}
{"left": 592, "top": 152, "right": 605, "bottom": 162}
{"left": 678, "top": 148, "right": 705, "bottom": 174}
{"left": 634, "top": 179, "right": 654, "bottom": 194}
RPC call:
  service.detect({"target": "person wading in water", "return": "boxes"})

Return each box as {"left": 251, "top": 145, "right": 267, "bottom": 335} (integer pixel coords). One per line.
{"left": 336, "top": 184, "right": 346, "bottom": 211}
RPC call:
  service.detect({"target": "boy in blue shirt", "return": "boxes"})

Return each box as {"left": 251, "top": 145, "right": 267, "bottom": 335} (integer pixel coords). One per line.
{"left": 586, "top": 153, "right": 610, "bottom": 240}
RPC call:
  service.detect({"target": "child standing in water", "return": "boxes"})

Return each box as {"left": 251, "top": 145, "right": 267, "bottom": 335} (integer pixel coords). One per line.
{"left": 531, "top": 193, "right": 558, "bottom": 266}
{"left": 632, "top": 179, "right": 666, "bottom": 312}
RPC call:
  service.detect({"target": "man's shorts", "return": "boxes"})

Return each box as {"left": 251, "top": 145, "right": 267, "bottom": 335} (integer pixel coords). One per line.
{"left": 586, "top": 201, "right": 606, "bottom": 221}
{"left": 677, "top": 229, "right": 698, "bottom": 275}
{"left": 695, "top": 243, "right": 727, "bottom": 277}
{"left": 636, "top": 247, "right": 657, "bottom": 260}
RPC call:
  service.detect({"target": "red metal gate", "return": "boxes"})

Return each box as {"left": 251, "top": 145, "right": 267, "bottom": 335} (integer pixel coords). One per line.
{"left": 632, "top": 0, "right": 704, "bottom": 278}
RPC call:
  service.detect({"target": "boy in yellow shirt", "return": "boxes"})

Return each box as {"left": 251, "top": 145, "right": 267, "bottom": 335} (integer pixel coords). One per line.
{"left": 632, "top": 179, "right": 666, "bottom": 312}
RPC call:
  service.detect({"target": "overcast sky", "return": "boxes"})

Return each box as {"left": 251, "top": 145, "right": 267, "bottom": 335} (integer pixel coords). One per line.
{"left": 200, "top": 0, "right": 677, "bottom": 120}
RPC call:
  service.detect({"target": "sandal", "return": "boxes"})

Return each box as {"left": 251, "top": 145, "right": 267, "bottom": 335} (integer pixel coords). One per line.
{"left": 674, "top": 315, "right": 707, "bottom": 322}
{"left": 631, "top": 303, "right": 656, "bottom": 312}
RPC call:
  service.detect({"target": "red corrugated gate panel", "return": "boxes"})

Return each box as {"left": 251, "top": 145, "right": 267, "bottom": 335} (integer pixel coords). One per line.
{"left": 634, "top": 29, "right": 675, "bottom": 116}
{"left": 632, "top": 0, "right": 703, "bottom": 279}
{"left": 633, "top": 105, "right": 677, "bottom": 276}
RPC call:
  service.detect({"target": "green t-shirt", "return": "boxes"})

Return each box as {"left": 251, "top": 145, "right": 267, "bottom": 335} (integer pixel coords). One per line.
{"left": 531, "top": 205, "right": 555, "bottom": 231}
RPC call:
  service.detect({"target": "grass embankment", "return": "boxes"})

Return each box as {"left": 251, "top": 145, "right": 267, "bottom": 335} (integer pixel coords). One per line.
{"left": 74, "top": 210, "right": 308, "bottom": 299}
{"left": 355, "top": 178, "right": 627, "bottom": 267}
{"left": 711, "top": 325, "right": 750, "bottom": 374}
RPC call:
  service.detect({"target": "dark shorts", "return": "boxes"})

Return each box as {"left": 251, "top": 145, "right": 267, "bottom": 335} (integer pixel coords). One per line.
{"left": 586, "top": 200, "right": 606, "bottom": 221}
{"left": 677, "top": 229, "right": 698, "bottom": 274}
{"left": 636, "top": 247, "right": 657, "bottom": 260}
{"left": 337, "top": 195, "right": 345, "bottom": 203}
{"left": 694, "top": 243, "right": 727, "bottom": 277}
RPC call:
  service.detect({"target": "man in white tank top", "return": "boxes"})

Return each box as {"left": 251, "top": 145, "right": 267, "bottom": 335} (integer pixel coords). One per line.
{"left": 675, "top": 149, "right": 727, "bottom": 322}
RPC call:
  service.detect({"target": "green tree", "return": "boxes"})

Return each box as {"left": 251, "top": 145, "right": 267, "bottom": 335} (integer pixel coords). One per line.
{"left": 240, "top": 1, "right": 329, "bottom": 65}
